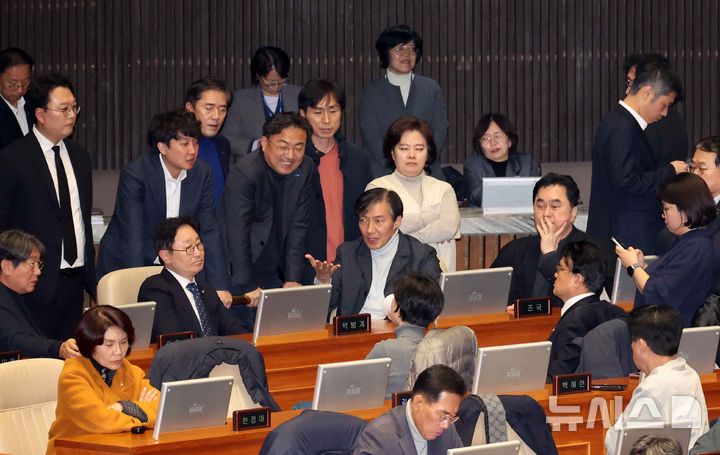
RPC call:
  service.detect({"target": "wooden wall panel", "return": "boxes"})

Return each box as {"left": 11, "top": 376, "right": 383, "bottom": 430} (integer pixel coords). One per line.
{"left": 1, "top": 0, "right": 719, "bottom": 170}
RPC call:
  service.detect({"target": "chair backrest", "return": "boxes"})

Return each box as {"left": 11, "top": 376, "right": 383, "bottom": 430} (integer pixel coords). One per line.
{"left": 575, "top": 318, "right": 637, "bottom": 379}
{"left": 0, "top": 358, "right": 65, "bottom": 455}
{"left": 97, "top": 266, "right": 163, "bottom": 307}
{"left": 209, "top": 362, "right": 259, "bottom": 418}
{"left": 406, "top": 325, "right": 478, "bottom": 390}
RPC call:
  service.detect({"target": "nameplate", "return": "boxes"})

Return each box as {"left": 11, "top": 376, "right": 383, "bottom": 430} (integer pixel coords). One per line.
{"left": 514, "top": 297, "right": 551, "bottom": 318}
{"left": 231, "top": 294, "right": 251, "bottom": 307}
{"left": 552, "top": 373, "right": 591, "bottom": 395}
{"left": 157, "top": 331, "right": 196, "bottom": 348}
{"left": 392, "top": 391, "right": 413, "bottom": 407}
{"left": 333, "top": 313, "right": 371, "bottom": 335}
{"left": 0, "top": 351, "right": 21, "bottom": 364}
{"left": 233, "top": 407, "right": 271, "bottom": 431}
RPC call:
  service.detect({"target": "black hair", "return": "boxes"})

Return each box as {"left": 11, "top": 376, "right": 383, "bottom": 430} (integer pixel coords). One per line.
{"left": 154, "top": 216, "right": 200, "bottom": 256}
{"left": 250, "top": 46, "right": 291, "bottom": 85}
{"left": 375, "top": 25, "right": 424, "bottom": 70}
{"left": 628, "top": 434, "right": 682, "bottom": 455}
{"left": 354, "top": 188, "right": 404, "bottom": 221}
{"left": 382, "top": 116, "right": 437, "bottom": 171}
{"left": 532, "top": 173, "right": 581, "bottom": 207}
{"left": 0, "top": 230, "right": 45, "bottom": 267}
{"left": 0, "top": 47, "right": 34, "bottom": 74}
{"left": 26, "top": 74, "right": 74, "bottom": 109}
{"left": 695, "top": 136, "right": 720, "bottom": 167}
{"left": 658, "top": 172, "right": 717, "bottom": 229}
{"left": 261, "top": 111, "right": 312, "bottom": 139}
{"left": 184, "top": 76, "right": 232, "bottom": 106}
{"left": 393, "top": 273, "right": 444, "bottom": 327}
{"left": 627, "top": 305, "right": 683, "bottom": 356}
{"left": 146, "top": 109, "right": 201, "bottom": 151}
{"left": 472, "top": 112, "right": 519, "bottom": 157}
{"left": 629, "top": 58, "right": 684, "bottom": 103}
{"left": 298, "top": 79, "right": 346, "bottom": 112}
{"left": 75, "top": 306, "right": 136, "bottom": 358}
{"left": 411, "top": 364, "right": 465, "bottom": 402}
{"left": 622, "top": 53, "right": 670, "bottom": 77}
{"left": 559, "top": 241, "right": 607, "bottom": 294}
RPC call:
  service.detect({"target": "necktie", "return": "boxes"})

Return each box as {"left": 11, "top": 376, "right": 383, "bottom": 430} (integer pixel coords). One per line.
{"left": 186, "top": 282, "right": 214, "bottom": 337}
{"left": 52, "top": 145, "right": 77, "bottom": 265}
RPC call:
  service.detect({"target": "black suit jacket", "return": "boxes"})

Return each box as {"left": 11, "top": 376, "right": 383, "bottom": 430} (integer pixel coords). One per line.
{"left": 330, "top": 232, "right": 442, "bottom": 316}
{"left": 219, "top": 150, "right": 314, "bottom": 294}
{"left": 547, "top": 294, "right": 627, "bottom": 381}
{"left": 0, "top": 97, "right": 34, "bottom": 150}
{"left": 138, "top": 268, "right": 248, "bottom": 341}
{"left": 0, "top": 133, "right": 96, "bottom": 304}
{"left": 0, "top": 283, "right": 62, "bottom": 358}
{"left": 587, "top": 103, "right": 675, "bottom": 254}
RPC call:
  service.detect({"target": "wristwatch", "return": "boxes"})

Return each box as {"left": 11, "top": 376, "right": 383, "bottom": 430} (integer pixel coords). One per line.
{"left": 626, "top": 263, "right": 643, "bottom": 277}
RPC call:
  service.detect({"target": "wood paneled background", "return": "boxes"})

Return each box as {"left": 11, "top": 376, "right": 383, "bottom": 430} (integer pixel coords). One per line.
{"left": 1, "top": 0, "right": 718, "bottom": 170}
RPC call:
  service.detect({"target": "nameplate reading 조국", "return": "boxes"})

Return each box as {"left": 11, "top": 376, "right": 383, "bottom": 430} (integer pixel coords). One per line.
{"left": 515, "top": 297, "right": 551, "bottom": 318}
{"left": 233, "top": 407, "right": 271, "bottom": 431}
{"left": 157, "top": 331, "right": 196, "bottom": 348}
{"left": 333, "top": 313, "right": 371, "bottom": 335}
{"left": 553, "top": 373, "right": 592, "bottom": 395}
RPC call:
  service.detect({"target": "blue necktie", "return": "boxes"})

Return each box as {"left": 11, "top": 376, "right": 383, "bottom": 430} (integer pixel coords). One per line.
{"left": 186, "top": 282, "right": 214, "bottom": 337}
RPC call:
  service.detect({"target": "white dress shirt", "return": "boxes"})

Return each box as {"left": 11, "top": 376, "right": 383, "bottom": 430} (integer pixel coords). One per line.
{"left": 1, "top": 95, "right": 29, "bottom": 135}
{"left": 618, "top": 100, "right": 648, "bottom": 131}
{"left": 166, "top": 268, "right": 202, "bottom": 324}
{"left": 158, "top": 154, "right": 187, "bottom": 218}
{"left": 560, "top": 292, "right": 595, "bottom": 317}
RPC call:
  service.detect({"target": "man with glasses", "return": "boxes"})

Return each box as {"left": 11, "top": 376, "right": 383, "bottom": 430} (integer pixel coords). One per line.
{"left": 0, "top": 229, "right": 81, "bottom": 359}
{"left": 220, "top": 112, "right": 314, "bottom": 330}
{"left": 0, "top": 74, "right": 95, "bottom": 340}
{"left": 0, "top": 47, "right": 35, "bottom": 150}
{"left": 138, "top": 217, "right": 247, "bottom": 340}
{"left": 97, "top": 109, "right": 231, "bottom": 307}
{"left": 353, "top": 364, "right": 465, "bottom": 454}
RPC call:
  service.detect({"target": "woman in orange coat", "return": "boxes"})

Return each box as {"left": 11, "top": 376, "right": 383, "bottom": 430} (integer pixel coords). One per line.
{"left": 47, "top": 306, "right": 159, "bottom": 454}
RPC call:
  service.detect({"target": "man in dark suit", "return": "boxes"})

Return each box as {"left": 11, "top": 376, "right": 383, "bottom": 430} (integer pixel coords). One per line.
{"left": 309, "top": 188, "right": 441, "bottom": 317}
{"left": 0, "top": 47, "right": 35, "bottom": 150}
{"left": 0, "top": 74, "right": 95, "bottom": 340}
{"left": 588, "top": 59, "right": 686, "bottom": 256}
{"left": 353, "top": 365, "right": 464, "bottom": 454}
{"left": 184, "top": 77, "right": 232, "bottom": 203}
{"left": 547, "top": 241, "right": 627, "bottom": 382}
{"left": 97, "top": 109, "right": 230, "bottom": 306}
{"left": 219, "top": 112, "right": 314, "bottom": 327}
{"left": 138, "top": 218, "right": 247, "bottom": 341}
{"left": 0, "top": 229, "right": 81, "bottom": 359}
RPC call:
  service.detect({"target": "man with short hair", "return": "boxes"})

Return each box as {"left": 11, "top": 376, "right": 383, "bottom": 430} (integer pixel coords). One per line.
{"left": 97, "top": 109, "right": 230, "bottom": 306}
{"left": 604, "top": 305, "right": 709, "bottom": 454}
{"left": 0, "top": 230, "right": 80, "bottom": 359}
{"left": 0, "top": 74, "right": 95, "bottom": 340}
{"left": 184, "top": 77, "right": 232, "bottom": 203}
{"left": 138, "top": 218, "right": 247, "bottom": 340}
{"left": 547, "top": 241, "right": 626, "bottom": 381}
{"left": 353, "top": 364, "right": 465, "bottom": 454}
{"left": 0, "top": 47, "right": 35, "bottom": 149}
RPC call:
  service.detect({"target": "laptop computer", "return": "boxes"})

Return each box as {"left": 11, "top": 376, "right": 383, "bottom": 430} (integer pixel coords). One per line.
{"left": 448, "top": 441, "right": 521, "bottom": 455}
{"left": 615, "top": 421, "right": 692, "bottom": 455}
{"left": 152, "top": 376, "right": 234, "bottom": 440}
{"left": 440, "top": 267, "right": 513, "bottom": 317}
{"left": 611, "top": 256, "right": 658, "bottom": 305}
{"left": 311, "top": 357, "right": 391, "bottom": 412}
{"left": 678, "top": 326, "right": 720, "bottom": 374}
{"left": 481, "top": 177, "right": 541, "bottom": 214}
{"left": 253, "top": 284, "right": 332, "bottom": 343}
{"left": 115, "top": 301, "right": 155, "bottom": 349}
{"left": 472, "top": 341, "right": 552, "bottom": 394}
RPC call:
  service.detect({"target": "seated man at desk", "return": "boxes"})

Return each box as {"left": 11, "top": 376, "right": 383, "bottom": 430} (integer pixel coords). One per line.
{"left": 492, "top": 172, "right": 605, "bottom": 307}
{"left": 307, "top": 188, "right": 442, "bottom": 318}
{"left": 604, "top": 305, "right": 709, "bottom": 454}
{"left": 353, "top": 364, "right": 464, "bottom": 454}
{"left": 0, "top": 229, "right": 80, "bottom": 359}
{"left": 547, "top": 240, "right": 626, "bottom": 381}
{"left": 138, "top": 217, "right": 248, "bottom": 340}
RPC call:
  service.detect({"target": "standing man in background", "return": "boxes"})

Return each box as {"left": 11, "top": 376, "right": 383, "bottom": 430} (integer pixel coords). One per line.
{"left": 0, "top": 47, "right": 35, "bottom": 150}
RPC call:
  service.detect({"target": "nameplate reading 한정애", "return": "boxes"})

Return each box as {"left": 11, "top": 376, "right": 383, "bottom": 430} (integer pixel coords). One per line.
{"left": 233, "top": 407, "right": 271, "bottom": 431}
{"left": 515, "top": 297, "right": 551, "bottom": 318}
{"left": 333, "top": 313, "right": 371, "bottom": 335}
{"left": 553, "top": 373, "right": 592, "bottom": 395}
{"left": 157, "top": 331, "right": 196, "bottom": 348}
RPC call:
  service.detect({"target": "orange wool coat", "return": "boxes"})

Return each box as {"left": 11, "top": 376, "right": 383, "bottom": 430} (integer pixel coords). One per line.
{"left": 46, "top": 356, "right": 159, "bottom": 454}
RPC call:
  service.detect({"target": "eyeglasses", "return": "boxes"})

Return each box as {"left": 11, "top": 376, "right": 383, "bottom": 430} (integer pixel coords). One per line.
{"left": 169, "top": 241, "right": 204, "bottom": 256}
{"left": 45, "top": 105, "right": 81, "bottom": 117}
{"left": 268, "top": 139, "right": 305, "bottom": 153}
{"left": 24, "top": 259, "right": 44, "bottom": 271}
{"left": 434, "top": 408, "right": 460, "bottom": 425}
{"left": 392, "top": 45, "right": 417, "bottom": 56}
{"left": 479, "top": 132, "right": 507, "bottom": 144}
{"left": 3, "top": 79, "right": 31, "bottom": 90}
{"left": 688, "top": 162, "right": 711, "bottom": 175}
{"left": 259, "top": 76, "right": 288, "bottom": 88}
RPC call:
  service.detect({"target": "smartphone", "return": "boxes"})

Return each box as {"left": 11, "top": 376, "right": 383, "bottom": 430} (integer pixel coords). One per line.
{"left": 610, "top": 236, "right": 626, "bottom": 249}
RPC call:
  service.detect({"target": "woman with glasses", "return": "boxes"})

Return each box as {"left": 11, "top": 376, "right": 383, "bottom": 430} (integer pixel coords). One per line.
{"left": 462, "top": 112, "right": 540, "bottom": 206}
{"left": 360, "top": 25, "right": 449, "bottom": 180}
{"left": 223, "top": 46, "right": 301, "bottom": 157}
{"left": 367, "top": 116, "right": 460, "bottom": 272}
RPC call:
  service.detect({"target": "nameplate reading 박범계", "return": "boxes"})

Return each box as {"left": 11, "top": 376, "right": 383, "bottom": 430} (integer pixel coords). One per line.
{"left": 233, "top": 407, "right": 271, "bottom": 431}
{"left": 552, "top": 373, "right": 592, "bottom": 395}
{"left": 157, "top": 331, "right": 196, "bottom": 348}
{"left": 333, "top": 313, "right": 372, "bottom": 335}
{"left": 514, "top": 297, "right": 551, "bottom": 318}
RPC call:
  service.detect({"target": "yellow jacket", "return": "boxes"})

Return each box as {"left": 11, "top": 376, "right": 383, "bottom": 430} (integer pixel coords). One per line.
{"left": 46, "top": 356, "right": 159, "bottom": 454}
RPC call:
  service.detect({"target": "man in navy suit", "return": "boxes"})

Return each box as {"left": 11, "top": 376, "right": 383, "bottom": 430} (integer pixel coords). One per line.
{"left": 138, "top": 217, "right": 247, "bottom": 341}
{"left": 0, "top": 47, "right": 35, "bottom": 150}
{"left": 97, "top": 109, "right": 231, "bottom": 306}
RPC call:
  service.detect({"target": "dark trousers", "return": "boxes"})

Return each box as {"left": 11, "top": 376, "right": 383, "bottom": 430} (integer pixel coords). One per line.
{"left": 29, "top": 268, "right": 86, "bottom": 340}
{"left": 230, "top": 271, "right": 283, "bottom": 332}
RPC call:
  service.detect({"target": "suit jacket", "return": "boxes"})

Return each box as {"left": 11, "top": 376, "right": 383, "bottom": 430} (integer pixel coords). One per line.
{"left": 330, "top": 232, "right": 442, "bottom": 316}
{"left": 96, "top": 152, "right": 228, "bottom": 289}
{"left": 219, "top": 150, "right": 314, "bottom": 294}
{"left": 0, "top": 133, "right": 96, "bottom": 304}
{"left": 46, "top": 357, "right": 158, "bottom": 455}
{"left": 462, "top": 152, "right": 540, "bottom": 206}
{"left": 138, "top": 268, "right": 248, "bottom": 340}
{"left": 587, "top": 103, "right": 675, "bottom": 254}
{"left": 222, "top": 85, "right": 302, "bottom": 157}
{"left": 0, "top": 96, "right": 34, "bottom": 150}
{"left": 547, "top": 294, "right": 627, "bottom": 381}
{"left": 0, "top": 283, "right": 61, "bottom": 358}
{"left": 359, "top": 74, "right": 448, "bottom": 180}
{"left": 353, "top": 404, "right": 462, "bottom": 455}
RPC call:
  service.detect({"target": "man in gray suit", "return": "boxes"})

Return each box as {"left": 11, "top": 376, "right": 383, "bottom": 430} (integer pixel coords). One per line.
{"left": 353, "top": 364, "right": 465, "bottom": 455}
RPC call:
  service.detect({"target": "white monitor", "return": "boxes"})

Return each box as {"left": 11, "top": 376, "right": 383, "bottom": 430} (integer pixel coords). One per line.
{"left": 253, "top": 284, "right": 332, "bottom": 343}
{"left": 473, "top": 341, "right": 552, "bottom": 394}
{"left": 440, "top": 267, "right": 513, "bottom": 318}
{"left": 611, "top": 256, "right": 658, "bottom": 305}
{"left": 311, "top": 358, "right": 391, "bottom": 412}
{"left": 481, "top": 177, "right": 541, "bottom": 214}
{"left": 447, "top": 441, "right": 522, "bottom": 455}
{"left": 678, "top": 326, "right": 720, "bottom": 374}
{"left": 116, "top": 301, "right": 155, "bottom": 349}
{"left": 615, "top": 421, "right": 692, "bottom": 455}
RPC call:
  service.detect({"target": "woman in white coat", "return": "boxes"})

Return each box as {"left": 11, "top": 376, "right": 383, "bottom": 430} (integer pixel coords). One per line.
{"left": 367, "top": 116, "right": 460, "bottom": 271}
